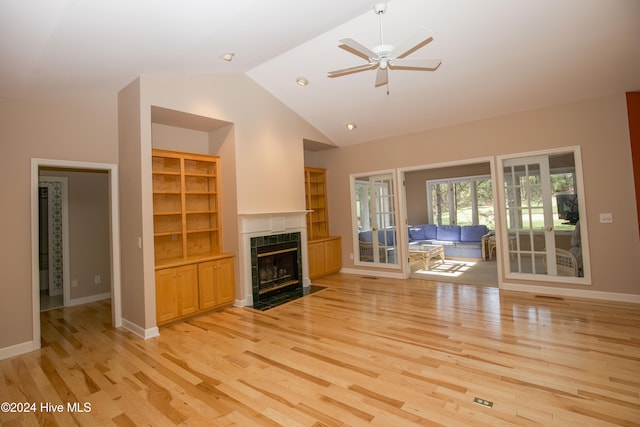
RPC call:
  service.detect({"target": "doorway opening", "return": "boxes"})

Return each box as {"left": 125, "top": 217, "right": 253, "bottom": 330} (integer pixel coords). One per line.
{"left": 399, "top": 157, "right": 499, "bottom": 287}
{"left": 31, "top": 158, "right": 122, "bottom": 352}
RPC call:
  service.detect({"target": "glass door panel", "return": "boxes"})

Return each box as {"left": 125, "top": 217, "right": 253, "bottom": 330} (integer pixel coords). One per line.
{"left": 353, "top": 173, "right": 398, "bottom": 265}
{"left": 503, "top": 156, "right": 556, "bottom": 276}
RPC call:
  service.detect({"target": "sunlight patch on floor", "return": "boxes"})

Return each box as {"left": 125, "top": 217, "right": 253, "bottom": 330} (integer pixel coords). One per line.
{"left": 416, "top": 260, "right": 477, "bottom": 278}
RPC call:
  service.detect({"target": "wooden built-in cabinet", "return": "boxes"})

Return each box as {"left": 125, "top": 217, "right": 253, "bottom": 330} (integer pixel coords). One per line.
{"left": 304, "top": 167, "right": 341, "bottom": 278}
{"left": 305, "top": 167, "right": 329, "bottom": 240}
{"left": 308, "top": 236, "right": 342, "bottom": 279}
{"left": 198, "top": 257, "right": 235, "bottom": 310}
{"left": 152, "top": 149, "right": 235, "bottom": 325}
{"left": 155, "top": 264, "right": 199, "bottom": 324}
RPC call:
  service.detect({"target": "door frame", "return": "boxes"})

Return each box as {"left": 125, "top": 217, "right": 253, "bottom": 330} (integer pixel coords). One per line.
{"left": 496, "top": 146, "right": 591, "bottom": 284}
{"left": 31, "top": 158, "right": 122, "bottom": 351}
{"left": 398, "top": 156, "right": 498, "bottom": 280}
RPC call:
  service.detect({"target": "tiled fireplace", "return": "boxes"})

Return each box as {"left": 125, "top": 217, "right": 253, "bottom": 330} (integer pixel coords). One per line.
{"left": 250, "top": 232, "right": 302, "bottom": 304}
{"left": 238, "top": 211, "right": 310, "bottom": 307}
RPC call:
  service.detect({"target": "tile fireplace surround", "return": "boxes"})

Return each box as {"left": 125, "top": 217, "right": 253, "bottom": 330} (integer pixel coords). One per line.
{"left": 238, "top": 211, "right": 311, "bottom": 307}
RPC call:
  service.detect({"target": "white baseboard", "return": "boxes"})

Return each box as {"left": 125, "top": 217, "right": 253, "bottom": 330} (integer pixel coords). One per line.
{"left": 68, "top": 292, "right": 111, "bottom": 307}
{"left": 340, "top": 267, "right": 406, "bottom": 279}
{"left": 339, "top": 269, "right": 640, "bottom": 304}
{"left": 501, "top": 282, "right": 640, "bottom": 303}
{"left": 120, "top": 318, "right": 160, "bottom": 340}
{"left": 0, "top": 340, "right": 35, "bottom": 361}
{"left": 234, "top": 298, "right": 250, "bottom": 307}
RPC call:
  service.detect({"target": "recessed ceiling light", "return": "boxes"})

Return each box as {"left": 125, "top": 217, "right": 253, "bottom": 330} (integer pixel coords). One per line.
{"left": 346, "top": 122, "right": 357, "bottom": 130}
{"left": 219, "top": 52, "right": 235, "bottom": 62}
{"left": 296, "top": 77, "right": 309, "bottom": 86}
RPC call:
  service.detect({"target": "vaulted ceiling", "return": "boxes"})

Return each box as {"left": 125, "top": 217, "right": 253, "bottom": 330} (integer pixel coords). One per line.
{"left": 2, "top": 0, "right": 639, "bottom": 146}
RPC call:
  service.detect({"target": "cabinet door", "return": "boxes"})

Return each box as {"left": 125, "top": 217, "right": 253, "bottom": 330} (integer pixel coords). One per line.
{"left": 198, "top": 261, "right": 217, "bottom": 310}
{"left": 198, "top": 257, "right": 235, "bottom": 310}
{"left": 324, "top": 237, "right": 342, "bottom": 274}
{"left": 307, "top": 241, "right": 325, "bottom": 279}
{"left": 176, "top": 264, "right": 199, "bottom": 316}
{"left": 156, "top": 268, "right": 179, "bottom": 323}
{"left": 216, "top": 257, "right": 235, "bottom": 305}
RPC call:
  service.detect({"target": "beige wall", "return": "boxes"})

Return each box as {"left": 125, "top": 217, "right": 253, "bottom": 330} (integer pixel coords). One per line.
{"left": 151, "top": 123, "right": 210, "bottom": 153}
{"left": 307, "top": 93, "right": 640, "bottom": 295}
{"left": 41, "top": 169, "right": 111, "bottom": 299}
{"left": 0, "top": 93, "right": 118, "bottom": 350}
{"left": 118, "top": 79, "right": 150, "bottom": 329}
{"left": 140, "top": 73, "right": 332, "bottom": 213}
{"left": 117, "top": 73, "right": 335, "bottom": 330}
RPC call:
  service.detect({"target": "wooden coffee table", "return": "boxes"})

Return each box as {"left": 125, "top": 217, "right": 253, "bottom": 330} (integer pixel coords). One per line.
{"left": 409, "top": 244, "right": 445, "bottom": 270}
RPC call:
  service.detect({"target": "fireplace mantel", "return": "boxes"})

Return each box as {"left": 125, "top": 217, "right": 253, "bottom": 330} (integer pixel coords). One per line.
{"left": 237, "top": 211, "right": 311, "bottom": 306}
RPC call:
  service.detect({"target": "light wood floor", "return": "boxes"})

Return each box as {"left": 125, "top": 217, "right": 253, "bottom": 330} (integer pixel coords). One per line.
{"left": 2, "top": 273, "right": 640, "bottom": 426}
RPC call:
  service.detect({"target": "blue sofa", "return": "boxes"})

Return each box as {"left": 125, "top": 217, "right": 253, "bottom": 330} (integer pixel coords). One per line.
{"left": 408, "top": 224, "right": 490, "bottom": 259}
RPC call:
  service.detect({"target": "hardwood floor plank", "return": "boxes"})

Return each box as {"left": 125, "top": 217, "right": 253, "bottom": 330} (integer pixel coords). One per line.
{"left": 2, "top": 273, "right": 640, "bottom": 425}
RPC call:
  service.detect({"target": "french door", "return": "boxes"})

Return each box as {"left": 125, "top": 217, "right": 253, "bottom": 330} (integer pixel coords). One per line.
{"left": 354, "top": 172, "right": 398, "bottom": 265}
{"left": 503, "top": 155, "right": 557, "bottom": 275}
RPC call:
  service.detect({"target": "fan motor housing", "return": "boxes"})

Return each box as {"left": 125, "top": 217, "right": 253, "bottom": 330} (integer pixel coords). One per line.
{"left": 373, "top": 44, "right": 394, "bottom": 59}
{"left": 374, "top": 2, "right": 387, "bottom": 15}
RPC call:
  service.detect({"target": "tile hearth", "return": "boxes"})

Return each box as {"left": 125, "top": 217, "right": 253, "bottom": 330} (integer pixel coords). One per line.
{"left": 250, "top": 285, "right": 326, "bottom": 311}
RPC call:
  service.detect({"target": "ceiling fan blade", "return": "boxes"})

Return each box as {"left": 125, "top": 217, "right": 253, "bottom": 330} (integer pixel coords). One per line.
{"left": 328, "top": 63, "right": 377, "bottom": 77}
{"left": 339, "top": 38, "right": 378, "bottom": 60}
{"left": 390, "top": 58, "right": 442, "bottom": 70}
{"left": 392, "top": 28, "right": 434, "bottom": 58}
{"left": 375, "top": 67, "right": 388, "bottom": 87}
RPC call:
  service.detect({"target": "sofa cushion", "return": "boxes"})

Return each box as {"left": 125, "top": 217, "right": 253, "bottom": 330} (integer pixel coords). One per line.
{"left": 408, "top": 226, "right": 426, "bottom": 241}
{"left": 408, "top": 224, "right": 437, "bottom": 241}
{"left": 460, "top": 225, "right": 489, "bottom": 242}
{"left": 422, "top": 224, "right": 437, "bottom": 240}
{"left": 359, "top": 231, "right": 373, "bottom": 242}
{"left": 437, "top": 225, "right": 461, "bottom": 242}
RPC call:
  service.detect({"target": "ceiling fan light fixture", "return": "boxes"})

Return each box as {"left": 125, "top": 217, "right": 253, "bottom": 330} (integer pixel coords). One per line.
{"left": 296, "top": 77, "right": 309, "bottom": 86}
{"left": 219, "top": 52, "right": 235, "bottom": 62}
{"left": 327, "top": 3, "right": 441, "bottom": 89}
{"left": 346, "top": 122, "right": 357, "bottom": 130}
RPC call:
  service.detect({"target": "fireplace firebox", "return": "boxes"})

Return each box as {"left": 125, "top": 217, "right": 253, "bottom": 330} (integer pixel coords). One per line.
{"left": 250, "top": 232, "right": 302, "bottom": 305}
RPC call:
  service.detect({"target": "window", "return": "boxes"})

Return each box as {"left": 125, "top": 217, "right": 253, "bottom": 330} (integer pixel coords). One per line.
{"left": 427, "top": 176, "right": 494, "bottom": 228}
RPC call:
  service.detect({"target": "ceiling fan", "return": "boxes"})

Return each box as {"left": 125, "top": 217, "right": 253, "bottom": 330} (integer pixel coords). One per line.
{"left": 328, "top": 2, "right": 441, "bottom": 89}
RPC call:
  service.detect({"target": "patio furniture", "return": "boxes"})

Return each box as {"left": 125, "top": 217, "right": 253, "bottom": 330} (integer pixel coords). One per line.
{"left": 409, "top": 244, "right": 445, "bottom": 270}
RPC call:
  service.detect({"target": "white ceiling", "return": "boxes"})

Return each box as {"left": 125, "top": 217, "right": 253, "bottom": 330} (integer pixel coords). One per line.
{"left": 2, "top": 0, "right": 639, "bottom": 147}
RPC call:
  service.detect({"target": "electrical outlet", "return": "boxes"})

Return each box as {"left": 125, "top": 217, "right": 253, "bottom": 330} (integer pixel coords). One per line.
{"left": 94, "top": 275, "right": 101, "bottom": 285}
{"left": 71, "top": 279, "right": 78, "bottom": 288}
{"left": 599, "top": 213, "right": 613, "bottom": 223}
{"left": 473, "top": 397, "right": 493, "bottom": 408}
